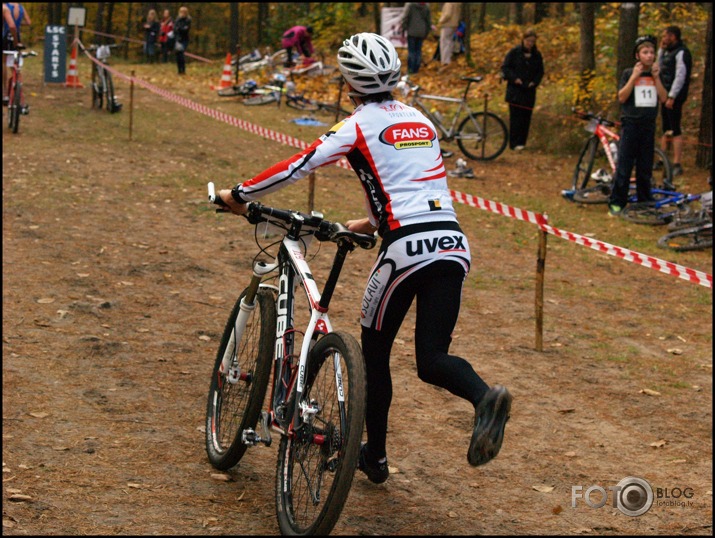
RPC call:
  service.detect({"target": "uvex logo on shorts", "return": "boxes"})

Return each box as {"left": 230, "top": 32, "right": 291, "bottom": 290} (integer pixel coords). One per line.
{"left": 406, "top": 235, "right": 466, "bottom": 256}
{"left": 379, "top": 122, "right": 436, "bottom": 150}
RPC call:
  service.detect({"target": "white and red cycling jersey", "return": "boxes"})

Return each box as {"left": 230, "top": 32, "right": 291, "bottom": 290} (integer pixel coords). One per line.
{"left": 231, "top": 99, "right": 458, "bottom": 237}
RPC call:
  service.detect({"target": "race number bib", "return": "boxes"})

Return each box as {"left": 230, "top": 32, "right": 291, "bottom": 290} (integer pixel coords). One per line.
{"left": 634, "top": 77, "right": 657, "bottom": 108}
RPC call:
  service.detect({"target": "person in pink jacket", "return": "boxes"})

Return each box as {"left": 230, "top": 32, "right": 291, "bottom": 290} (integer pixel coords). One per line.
{"left": 281, "top": 25, "right": 314, "bottom": 67}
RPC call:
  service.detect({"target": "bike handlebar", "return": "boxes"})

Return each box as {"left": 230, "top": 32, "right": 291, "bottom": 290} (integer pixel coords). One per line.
{"left": 207, "top": 182, "right": 377, "bottom": 250}
{"left": 572, "top": 108, "right": 616, "bottom": 127}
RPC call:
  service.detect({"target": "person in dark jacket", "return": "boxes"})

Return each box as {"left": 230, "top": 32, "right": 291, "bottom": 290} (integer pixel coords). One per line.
{"left": 657, "top": 25, "right": 692, "bottom": 177}
{"left": 401, "top": 2, "right": 432, "bottom": 74}
{"left": 142, "top": 9, "right": 160, "bottom": 64}
{"left": 174, "top": 6, "right": 191, "bottom": 75}
{"left": 500, "top": 29, "right": 544, "bottom": 150}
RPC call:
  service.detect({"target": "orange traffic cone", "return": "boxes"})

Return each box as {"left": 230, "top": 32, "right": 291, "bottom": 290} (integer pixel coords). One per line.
{"left": 212, "top": 53, "right": 233, "bottom": 90}
{"left": 65, "top": 43, "right": 84, "bottom": 88}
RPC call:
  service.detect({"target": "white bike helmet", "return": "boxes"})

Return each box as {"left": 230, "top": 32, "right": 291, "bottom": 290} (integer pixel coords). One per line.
{"left": 337, "top": 33, "right": 401, "bottom": 96}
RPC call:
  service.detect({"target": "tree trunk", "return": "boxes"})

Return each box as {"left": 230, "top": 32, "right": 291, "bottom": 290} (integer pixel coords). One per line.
{"left": 93, "top": 2, "right": 105, "bottom": 45}
{"left": 576, "top": 2, "right": 595, "bottom": 110}
{"left": 373, "top": 2, "right": 381, "bottom": 34}
{"left": 123, "top": 2, "right": 133, "bottom": 60}
{"left": 478, "top": 3, "right": 487, "bottom": 32}
{"left": 257, "top": 3, "right": 269, "bottom": 46}
{"left": 534, "top": 3, "right": 549, "bottom": 24}
{"left": 696, "top": 3, "right": 713, "bottom": 168}
{"left": 463, "top": 2, "right": 472, "bottom": 65}
{"left": 230, "top": 2, "right": 239, "bottom": 56}
{"left": 616, "top": 3, "right": 640, "bottom": 84}
{"left": 48, "top": 2, "right": 63, "bottom": 26}
{"left": 512, "top": 3, "right": 524, "bottom": 25}
{"left": 105, "top": 2, "right": 114, "bottom": 43}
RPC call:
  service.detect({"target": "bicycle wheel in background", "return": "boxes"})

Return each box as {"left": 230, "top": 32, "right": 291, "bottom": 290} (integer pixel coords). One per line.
{"left": 456, "top": 111, "right": 508, "bottom": 161}
{"left": 275, "top": 331, "right": 366, "bottom": 536}
{"left": 657, "top": 223, "right": 713, "bottom": 251}
{"left": 652, "top": 147, "right": 673, "bottom": 189}
{"left": 571, "top": 136, "right": 606, "bottom": 190}
{"left": 8, "top": 81, "right": 21, "bottom": 133}
{"left": 105, "top": 72, "right": 118, "bottom": 113}
{"left": 92, "top": 68, "right": 104, "bottom": 110}
{"left": 243, "top": 92, "right": 279, "bottom": 106}
{"left": 205, "top": 287, "right": 275, "bottom": 471}
{"left": 285, "top": 96, "right": 320, "bottom": 112}
{"left": 621, "top": 201, "right": 677, "bottom": 226}
{"left": 572, "top": 183, "right": 612, "bottom": 204}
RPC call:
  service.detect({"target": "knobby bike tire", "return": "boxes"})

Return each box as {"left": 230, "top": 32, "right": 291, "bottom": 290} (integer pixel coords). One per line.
{"left": 275, "top": 331, "right": 366, "bottom": 536}
{"left": 657, "top": 223, "right": 713, "bottom": 251}
{"left": 652, "top": 147, "right": 674, "bottom": 190}
{"left": 621, "top": 202, "right": 677, "bottom": 226}
{"left": 243, "top": 93, "right": 279, "bottom": 106}
{"left": 285, "top": 97, "right": 320, "bottom": 112}
{"left": 572, "top": 183, "right": 612, "bottom": 204}
{"left": 456, "top": 112, "right": 508, "bottom": 161}
{"left": 105, "top": 72, "right": 118, "bottom": 113}
{"left": 217, "top": 85, "right": 248, "bottom": 97}
{"left": 8, "top": 81, "right": 20, "bottom": 133}
{"left": 92, "top": 67, "right": 103, "bottom": 109}
{"left": 572, "top": 136, "right": 601, "bottom": 190}
{"left": 205, "top": 287, "right": 276, "bottom": 471}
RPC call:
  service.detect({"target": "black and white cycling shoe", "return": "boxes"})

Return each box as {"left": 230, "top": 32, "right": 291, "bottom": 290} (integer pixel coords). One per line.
{"left": 468, "top": 385, "right": 512, "bottom": 466}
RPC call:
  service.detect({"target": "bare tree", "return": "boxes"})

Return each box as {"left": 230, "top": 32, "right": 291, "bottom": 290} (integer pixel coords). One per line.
{"left": 696, "top": 3, "right": 712, "bottom": 168}
{"left": 534, "top": 3, "right": 549, "bottom": 24}
{"left": 230, "top": 2, "right": 239, "bottom": 55}
{"left": 477, "top": 2, "right": 487, "bottom": 32}
{"left": 93, "top": 2, "right": 105, "bottom": 45}
{"left": 575, "top": 2, "right": 595, "bottom": 110}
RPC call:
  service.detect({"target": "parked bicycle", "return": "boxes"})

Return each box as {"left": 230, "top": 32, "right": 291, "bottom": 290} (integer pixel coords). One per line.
{"left": 396, "top": 75, "right": 508, "bottom": 161}
{"left": 283, "top": 77, "right": 351, "bottom": 121}
{"left": 566, "top": 110, "right": 672, "bottom": 203}
{"left": 620, "top": 188, "right": 705, "bottom": 225}
{"left": 657, "top": 190, "right": 712, "bottom": 251}
{"left": 84, "top": 43, "right": 122, "bottom": 113}
{"left": 241, "top": 72, "right": 286, "bottom": 106}
{"left": 4, "top": 45, "right": 37, "bottom": 134}
{"left": 205, "top": 182, "right": 375, "bottom": 535}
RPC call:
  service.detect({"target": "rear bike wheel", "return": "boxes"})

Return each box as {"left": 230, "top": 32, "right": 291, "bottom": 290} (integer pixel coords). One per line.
{"left": 621, "top": 202, "right": 676, "bottom": 226}
{"left": 205, "top": 287, "right": 276, "bottom": 470}
{"left": 651, "top": 147, "right": 673, "bottom": 189}
{"left": 286, "top": 96, "right": 320, "bottom": 112}
{"left": 92, "top": 67, "right": 104, "bottom": 109}
{"left": 8, "top": 81, "right": 21, "bottom": 133}
{"left": 657, "top": 223, "right": 713, "bottom": 252}
{"left": 456, "top": 112, "right": 508, "bottom": 161}
{"left": 275, "top": 331, "right": 366, "bottom": 536}
{"left": 105, "top": 72, "right": 118, "bottom": 113}
{"left": 572, "top": 183, "right": 612, "bottom": 204}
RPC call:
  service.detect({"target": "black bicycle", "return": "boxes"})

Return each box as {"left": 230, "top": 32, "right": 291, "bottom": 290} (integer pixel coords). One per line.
{"left": 85, "top": 43, "right": 122, "bottom": 113}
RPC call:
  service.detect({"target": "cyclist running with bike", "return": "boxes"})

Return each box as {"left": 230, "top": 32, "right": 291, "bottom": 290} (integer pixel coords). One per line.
{"left": 217, "top": 32, "right": 512, "bottom": 483}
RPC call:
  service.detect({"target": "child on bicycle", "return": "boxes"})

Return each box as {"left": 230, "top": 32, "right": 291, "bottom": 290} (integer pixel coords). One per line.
{"left": 608, "top": 35, "right": 668, "bottom": 216}
{"left": 217, "top": 32, "right": 512, "bottom": 483}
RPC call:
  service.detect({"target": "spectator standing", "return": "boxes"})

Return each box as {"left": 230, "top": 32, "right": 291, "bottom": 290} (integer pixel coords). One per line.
{"left": 437, "top": 3, "right": 460, "bottom": 67}
{"left": 500, "top": 29, "right": 544, "bottom": 150}
{"left": 174, "top": 6, "right": 191, "bottom": 75}
{"left": 142, "top": 9, "right": 160, "bottom": 64}
{"left": 281, "top": 25, "right": 314, "bottom": 67}
{"left": 607, "top": 36, "right": 667, "bottom": 217}
{"left": 159, "top": 9, "right": 174, "bottom": 64}
{"left": 216, "top": 32, "right": 512, "bottom": 484}
{"left": 3, "top": 2, "right": 30, "bottom": 105}
{"left": 657, "top": 25, "right": 692, "bottom": 177}
{"left": 401, "top": 2, "right": 431, "bottom": 75}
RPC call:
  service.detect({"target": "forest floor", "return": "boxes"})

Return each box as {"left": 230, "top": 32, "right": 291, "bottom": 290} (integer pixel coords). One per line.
{"left": 2, "top": 51, "right": 712, "bottom": 536}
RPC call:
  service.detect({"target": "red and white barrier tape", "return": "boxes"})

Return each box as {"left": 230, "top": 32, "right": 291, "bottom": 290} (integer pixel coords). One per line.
{"left": 77, "top": 55, "right": 713, "bottom": 289}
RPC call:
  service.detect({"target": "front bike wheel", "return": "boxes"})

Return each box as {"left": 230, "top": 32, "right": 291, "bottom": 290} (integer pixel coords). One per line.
{"left": 286, "top": 97, "right": 320, "bottom": 112}
{"left": 657, "top": 223, "right": 713, "bottom": 251}
{"left": 205, "top": 287, "right": 276, "bottom": 470}
{"left": 105, "top": 72, "right": 117, "bottom": 113}
{"left": 275, "top": 331, "right": 366, "bottom": 536}
{"left": 8, "top": 81, "right": 21, "bottom": 133}
{"left": 456, "top": 112, "right": 508, "bottom": 161}
{"left": 621, "top": 202, "right": 675, "bottom": 226}
{"left": 243, "top": 92, "right": 278, "bottom": 106}
{"left": 92, "top": 68, "right": 104, "bottom": 109}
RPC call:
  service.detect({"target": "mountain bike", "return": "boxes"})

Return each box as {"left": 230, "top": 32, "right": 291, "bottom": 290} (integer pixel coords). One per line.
{"left": 283, "top": 77, "right": 351, "bottom": 120}
{"left": 85, "top": 43, "right": 122, "bottom": 113}
{"left": 242, "top": 73, "right": 286, "bottom": 106}
{"left": 4, "top": 46, "right": 37, "bottom": 134}
{"left": 204, "top": 182, "right": 374, "bottom": 535}
{"left": 567, "top": 110, "right": 672, "bottom": 202}
{"left": 397, "top": 75, "right": 508, "bottom": 161}
{"left": 656, "top": 190, "right": 712, "bottom": 251}
{"left": 620, "top": 188, "right": 704, "bottom": 225}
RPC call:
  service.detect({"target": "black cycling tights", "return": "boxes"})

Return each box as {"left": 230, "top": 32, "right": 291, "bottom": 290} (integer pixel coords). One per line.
{"left": 360, "top": 260, "right": 490, "bottom": 460}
